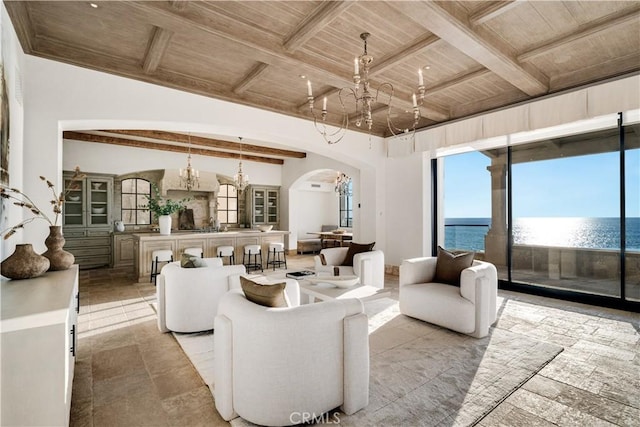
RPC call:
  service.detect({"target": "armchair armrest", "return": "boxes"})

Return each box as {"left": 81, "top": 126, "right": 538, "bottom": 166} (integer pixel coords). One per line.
{"left": 353, "top": 250, "right": 385, "bottom": 289}
{"left": 399, "top": 257, "right": 437, "bottom": 287}
{"left": 460, "top": 260, "right": 498, "bottom": 338}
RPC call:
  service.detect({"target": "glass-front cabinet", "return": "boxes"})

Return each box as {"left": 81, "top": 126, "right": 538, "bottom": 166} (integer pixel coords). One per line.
{"left": 246, "top": 185, "right": 279, "bottom": 228}
{"left": 63, "top": 174, "right": 113, "bottom": 228}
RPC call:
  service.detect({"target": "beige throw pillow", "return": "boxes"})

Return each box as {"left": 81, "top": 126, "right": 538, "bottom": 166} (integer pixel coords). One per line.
{"left": 240, "top": 276, "right": 289, "bottom": 308}
{"left": 180, "top": 253, "right": 207, "bottom": 268}
{"left": 433, "top": 246, "right": 475, "bottom": 286}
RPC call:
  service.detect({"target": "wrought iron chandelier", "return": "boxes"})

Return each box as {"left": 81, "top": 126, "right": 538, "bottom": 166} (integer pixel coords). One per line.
{"left": 234, "top": 137, "right": 249, "bottom": 192}
{"left": 179, "top": 133, "right": 199, "bottom": 191}
{"left": 306, "top": 32, "right": 425, "bottom": 144}
{"left": 335, "top": 172, "right": 351, "bottom": 196}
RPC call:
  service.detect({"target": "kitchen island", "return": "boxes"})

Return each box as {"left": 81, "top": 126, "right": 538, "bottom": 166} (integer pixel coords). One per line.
{"left": 133, "top": 230, "right": 289, "bottom": 282}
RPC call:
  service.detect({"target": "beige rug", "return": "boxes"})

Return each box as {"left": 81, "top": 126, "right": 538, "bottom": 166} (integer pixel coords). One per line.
{"left": 173, "top": 298, "right": 563, "bottom": 426}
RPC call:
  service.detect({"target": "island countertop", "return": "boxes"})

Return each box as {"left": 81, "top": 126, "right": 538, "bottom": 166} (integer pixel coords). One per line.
{"left": 132, "top": 230, "right": 289, "bottom": 282}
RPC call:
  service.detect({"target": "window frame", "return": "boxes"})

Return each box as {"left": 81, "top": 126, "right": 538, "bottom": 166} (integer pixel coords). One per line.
{"left": 217, "top": 183, "right": 239, "bottom": 225}
{"left": 339, "top": 180, "right": 353, "bottom": 228}
{"left": 121, "top": 178, "right": 152, "bottom": 225}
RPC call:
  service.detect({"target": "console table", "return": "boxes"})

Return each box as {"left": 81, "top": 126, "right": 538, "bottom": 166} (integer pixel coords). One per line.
{"left": 1, "top": 266, "right": 79, "bottom": 426}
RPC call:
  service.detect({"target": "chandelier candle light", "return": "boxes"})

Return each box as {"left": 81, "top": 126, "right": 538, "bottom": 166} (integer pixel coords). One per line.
{"left": 179, "top": 133, "right": 200, "bottom": 191}
{"left": 234, "top": 137, "right": 249, "bottom": 192}
{"left": 307, "top": 32, "right": 426, "bottom": 144}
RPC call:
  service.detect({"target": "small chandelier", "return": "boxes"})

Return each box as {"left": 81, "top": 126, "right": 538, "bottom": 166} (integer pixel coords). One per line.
{"left": 180, "top": 133, "right": 199, "bottom": 191}
{"left": 234, "top": 137, "right": 249, "bottom": 192}
{"left": 306, "top": 32, "right": 425, "bottom": 144}
{"left": 335, "top": 172, "right": 351, "bottom": 196}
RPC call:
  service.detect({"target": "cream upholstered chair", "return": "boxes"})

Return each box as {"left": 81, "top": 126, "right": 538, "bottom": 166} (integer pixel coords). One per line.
{"left": 313, "top": 246, "right": 385, "bottom": 289}
{"left": 214, "top": 284, "right": 369, "bottom": 426}
{"left": 399, "top": 257, "right": 498, "bottom": 338}
{"left": 156, "top": 258, "right": 245, "bottom": 333}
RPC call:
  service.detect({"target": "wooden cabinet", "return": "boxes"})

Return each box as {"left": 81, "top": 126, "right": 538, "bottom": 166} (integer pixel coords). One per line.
{"left": 63, "top": 172, "right": 114, "bottom": 269}
{"left": 112, "top": 233, "right": 135, "bottom": 268}
{"left": 246, "top": 185, "right": 279, "bottom": 228}
{"left": 1, "top": 266, "right": 79, "bottom": 426}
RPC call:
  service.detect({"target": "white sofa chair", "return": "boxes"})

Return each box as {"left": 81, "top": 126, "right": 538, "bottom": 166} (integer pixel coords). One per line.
{"left": 214, "top": 284, "right": 369, "bottom": 426}
{"left": 156, "top": 258, "right": 246, "bottom": 333}
{"left": 313, "top": 247, "right": 385, "bottom": 289}
{"left": 399, "top": 257, "right": 498, "bottom": 338}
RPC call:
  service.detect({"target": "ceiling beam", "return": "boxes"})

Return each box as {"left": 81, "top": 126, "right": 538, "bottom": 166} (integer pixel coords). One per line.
{"left": 283, "top": 1, "right": 357, "bottom": 52}
{"left": 232, "top": 62, "right": 270, "bottom": 95}
{"left": 142, "top": 26, "right": 173, "bottom": 74}
{"left": 95, "top": 130, "right": 307, "bottom": 158}
{"left": 518, "top": 6, "right": 640, "bottom": 62}
{"left": 3, "top": 1, "right": 35, "bottom": 54}
{"left": 63, "top": 131, "right": 286, "bottom": 165}
{"left": 369, "top": 34, "right": 440, "bottom": 76}
{"left": 469, "top": 1, "right": 523, "bottom": 26}
{"left": 390, "top": 1, "right": 548, "bottom": 96}
{"left": 168, "top": 0, "right": 189, "bottom": 11}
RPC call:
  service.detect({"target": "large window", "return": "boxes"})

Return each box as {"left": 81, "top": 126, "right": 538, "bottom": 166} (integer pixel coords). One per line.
{"left": 438, "top": 122, "right": 639, "bottom": 306}
{"left": 121, "top": 178, "right": 151, "bottom": 225}
{"left": 339, "top": 181, "right": 353, "bottom": 228}
{"left": 217, "top": 184, "right": 238, "bottom": 225}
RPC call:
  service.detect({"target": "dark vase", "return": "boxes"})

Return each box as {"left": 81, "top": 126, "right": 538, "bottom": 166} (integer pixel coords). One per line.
{"left": 1, "top": 243, "right": 50, "bottom": 279}
{"left": 42, "top": 226, "right": 75, "bottom": 271}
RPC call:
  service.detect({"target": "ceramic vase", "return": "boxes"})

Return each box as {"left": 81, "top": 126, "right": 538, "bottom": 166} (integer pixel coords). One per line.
{"left": 42, "top": 226, "right": 75, "bottom": 271}
{"left": 1, "top": 244, "right": 50, "bottom": 279}
{"left": 159, "top": 215, "right": 172, "bottom": 235}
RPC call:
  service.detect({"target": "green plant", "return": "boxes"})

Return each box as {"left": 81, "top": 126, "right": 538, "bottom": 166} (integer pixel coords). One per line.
{"left": 0, "top": 167, "right": 86, "bottom": 239}
{"left": 142, "top": 183, "right": 190, "bottom": 217}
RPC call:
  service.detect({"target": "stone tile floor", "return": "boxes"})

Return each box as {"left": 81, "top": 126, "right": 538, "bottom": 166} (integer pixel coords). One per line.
{"left": 70, "top": 255, "right": 639, "bottom": 426}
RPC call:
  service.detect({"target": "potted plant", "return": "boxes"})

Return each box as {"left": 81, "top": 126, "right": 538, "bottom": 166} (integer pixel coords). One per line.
{"left": 142, "top": 183, "right": 189, "bottom": 235}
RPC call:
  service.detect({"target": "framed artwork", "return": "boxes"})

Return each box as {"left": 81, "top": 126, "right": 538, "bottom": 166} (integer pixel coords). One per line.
{"left": 0, "top": 66, "right": 9, "bottom": 185}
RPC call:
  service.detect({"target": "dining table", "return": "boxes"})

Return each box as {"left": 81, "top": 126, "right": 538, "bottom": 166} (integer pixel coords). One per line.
{"left": 307, "top": 231, "right": 353, "bottom": 248}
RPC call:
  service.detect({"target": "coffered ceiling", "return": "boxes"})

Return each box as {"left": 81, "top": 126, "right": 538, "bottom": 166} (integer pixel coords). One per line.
{"left": 5, "top": 1, "right": 640, "bottom": 158}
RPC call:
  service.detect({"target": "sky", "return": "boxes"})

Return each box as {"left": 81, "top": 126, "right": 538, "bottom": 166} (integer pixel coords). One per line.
{"left": 444, "top": 148, "right": 640, "bottom": 219}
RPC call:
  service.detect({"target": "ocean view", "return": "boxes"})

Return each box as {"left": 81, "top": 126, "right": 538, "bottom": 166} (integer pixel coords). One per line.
{"left": 445, "top": 217, "right": 640, "bottom": 252}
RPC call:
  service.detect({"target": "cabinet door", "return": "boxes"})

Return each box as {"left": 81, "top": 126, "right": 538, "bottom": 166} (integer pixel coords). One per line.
{"left": 63, "top": 176, "right": 86, "bottom": 227}
{"left": 267, "top": 190, "right": 278, "bottom": 224}
{"left": 87, "top": 178, "right": 112, "bottom": 227}
{"left": 253, "top": 189, "right": 266, "bottom": 224}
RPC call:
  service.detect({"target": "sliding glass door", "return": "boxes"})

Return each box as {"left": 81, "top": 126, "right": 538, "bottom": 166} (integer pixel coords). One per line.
{"left": 625, "top": 124, "right": 640, "bottom": 301}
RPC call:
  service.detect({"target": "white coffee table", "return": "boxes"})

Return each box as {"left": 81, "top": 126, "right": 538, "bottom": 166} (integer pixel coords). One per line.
{"left": 298, "top": 278, "right": 390, "bottom": 303}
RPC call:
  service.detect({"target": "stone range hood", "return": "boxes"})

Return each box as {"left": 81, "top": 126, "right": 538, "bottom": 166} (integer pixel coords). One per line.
{"left": 159, "top": 169, "right": 220, "bottom": 196}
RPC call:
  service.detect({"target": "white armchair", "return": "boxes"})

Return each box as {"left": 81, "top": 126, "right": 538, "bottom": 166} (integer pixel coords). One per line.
{"left": 156, "top": 258, "right": 246, "bottom": 333}
{"left": 214, "top": 285, "right": 369, "bottom": 426}
{"left": 399, "top": 257, "right": 498, "bottom": 338}
{"left": 313, "top": 247, "right": 385, "bottom": 289}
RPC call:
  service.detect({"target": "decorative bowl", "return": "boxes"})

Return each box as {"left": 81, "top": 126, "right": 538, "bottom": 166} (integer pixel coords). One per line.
{"left": 92, "top": 183, "right": 101, "bottom": 190}
{"left": 258, "top": 225, "right": 273, "bottom": 232}
{"left": 92, "top": 207, "right": 105, "bottom": 214}
{"left": 332, "top": 229, "right": 347, "bottom": 234}
{"left": 306, "top": 275, "right": 359, "bottom": 288}
{"left": 67, "top": 195, "right": 80, "bottom": 202}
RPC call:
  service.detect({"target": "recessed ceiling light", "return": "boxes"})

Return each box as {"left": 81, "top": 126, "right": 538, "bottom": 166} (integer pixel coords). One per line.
{"left": 299, "top": 74, "right": 306, "bottom": 79}
{"left": 423, "top": 65, "right": 431, "bottom": 70}
{"left": 90, "top": 3, "right": 98, "bottom": 8}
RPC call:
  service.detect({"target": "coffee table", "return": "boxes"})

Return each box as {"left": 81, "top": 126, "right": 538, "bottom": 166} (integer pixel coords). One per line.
{"left": 298, "top": 277, "right": 391, "bottom": 303}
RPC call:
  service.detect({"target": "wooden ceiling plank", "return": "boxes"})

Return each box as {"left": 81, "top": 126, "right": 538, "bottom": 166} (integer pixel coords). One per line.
{"left": 469, "top": 1, "right": 522, "bottom": 26}
{"left": 370, "top": 35, "right": 441, "bottom": 76}
{"left": 142, "top": 27, "right": 174, "bottom": 74}
{"left": 518, "top": 6, "right": 640, "bottom": 63}
{"left": 168, "top": 0, "right": 189, "bottom": 12}
{"left": 3, "top": 1, "right": 35, "bottom": 53}
{"left": 233, "top": 62, "right": 270, "bottom": 95}
{"left": 98, "top": 129, "right": 307, "bottom": 159}
{"left": 283, "top": 1, "right": 357, "bottom": 52}
{"left": 389, "top": 1, "right": 548, "bottom": 96}
{"left": 426, "top": 67, "right": 491, "bottom": 94}
{"left": 62, "top": 131, "right": 284, "bottom": 165}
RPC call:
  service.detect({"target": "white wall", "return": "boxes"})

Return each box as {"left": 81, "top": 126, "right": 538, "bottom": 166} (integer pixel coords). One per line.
{"left": 295, "top": 189, "right": 339, "bottom": 236}
{"left": 18, "top": 54, "right": 386, "bottom": 253}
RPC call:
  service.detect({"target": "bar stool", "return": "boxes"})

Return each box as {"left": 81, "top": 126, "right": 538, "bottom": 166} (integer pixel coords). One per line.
{"left": 217, "top": 245, "right": 235, "bottom": 265}
{"left": 266, "top": 242, "right": 287, "bottom": 271}
{"left": 183, "top": 247, "right": 203, "bottom": 258}
{"left": 150, "top": 249, "right": 173, "bottom": 285}
{"left": 243, "top": 244, "right": 263, "bottom": 273}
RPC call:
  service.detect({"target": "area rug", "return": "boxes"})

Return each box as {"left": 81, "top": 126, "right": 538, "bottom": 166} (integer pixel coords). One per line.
{"left": 173, "top": 298, "right": 563, "bottom": 426}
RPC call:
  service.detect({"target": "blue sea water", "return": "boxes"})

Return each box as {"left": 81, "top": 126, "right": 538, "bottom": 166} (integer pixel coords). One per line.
{"left": 445, "top": 217, "right": 640, "bottom": 252}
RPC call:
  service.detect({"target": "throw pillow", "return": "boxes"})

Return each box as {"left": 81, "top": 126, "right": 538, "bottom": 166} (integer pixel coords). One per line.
{"left": 433, "top": 246, "right": 475, "bottom": 286}
{"left": 240, "top": 276, "right": 289, "bottom": 308}
{"left": 341, "top": 242, "right": 375, "bottom": 266}
{"left": 180, "top": 253, "right": 207, "bottom": 268}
